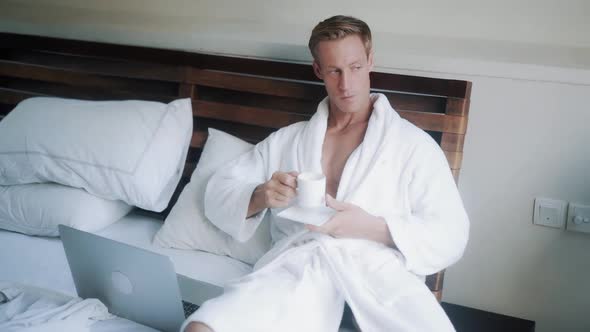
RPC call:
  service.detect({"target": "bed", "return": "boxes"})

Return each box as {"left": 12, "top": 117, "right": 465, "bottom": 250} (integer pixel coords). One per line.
{"left": 0, "top": 32, "right": 472, "bottom": 331}
{"left": 1, "top": 212, "right": 250, "bottom": 331}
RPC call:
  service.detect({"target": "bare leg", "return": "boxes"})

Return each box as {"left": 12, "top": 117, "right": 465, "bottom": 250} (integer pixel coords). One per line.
{"left": 184, "top": 321, "right": 214, "bottom": 332}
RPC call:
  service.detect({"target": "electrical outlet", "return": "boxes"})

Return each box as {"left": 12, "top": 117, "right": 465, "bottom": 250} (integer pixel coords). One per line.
{"left": 533, "top": 198, "right": 567, "bottom": 229}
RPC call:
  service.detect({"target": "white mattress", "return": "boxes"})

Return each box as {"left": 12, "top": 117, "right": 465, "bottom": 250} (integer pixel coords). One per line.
{"left": 0, "top": 211, "right": 253, "bottom": 300}
{"left": 1, "top": 211, "right": 255, "bottom": 331}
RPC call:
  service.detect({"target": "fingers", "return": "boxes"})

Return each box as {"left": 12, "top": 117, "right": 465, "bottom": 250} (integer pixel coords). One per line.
{"left": 262, "top": 186, "right": 293, "bottom": 208}
{"left": 262, "top": 171, "right": 299, "bottom": 208}
{"left": 274, "top": 172, "right": 298, "bottom": 189}
{"left": 268, "top": 179, "right": 296, "bottom": 202}
{"left": 325, "top": 194, "right": 352, "bottom": 211}
{"left": 305, "top": 223, "right": 328, "bottom": 234}
{"left": 272, "top": 189, "right": 293, "bottom": 203}
{"left": 271, "top": 172, "right": 298, "bottom": 199}
{"left": 274, "top": 183, "right": 296, "bottom": 199}
{"left": 305, "top": 224, "right": 318, "bottom": 232}
{"left": 268, "top": 196, "right": 291, "bottom": 208}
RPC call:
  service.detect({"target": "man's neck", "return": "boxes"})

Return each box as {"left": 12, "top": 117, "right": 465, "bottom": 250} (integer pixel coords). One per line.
{"left": 327, "top": 98, "right": 373, "bottom": 131}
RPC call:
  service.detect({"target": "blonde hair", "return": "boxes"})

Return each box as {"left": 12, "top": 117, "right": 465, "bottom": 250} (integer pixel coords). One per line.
{"left": 308, "top": 15, "right": 372, "bottom": 62}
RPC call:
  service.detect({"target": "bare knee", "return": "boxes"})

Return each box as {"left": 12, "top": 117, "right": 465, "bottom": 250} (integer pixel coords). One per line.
{"left": 184, "top": 321, "right": 214, "bottom": 332}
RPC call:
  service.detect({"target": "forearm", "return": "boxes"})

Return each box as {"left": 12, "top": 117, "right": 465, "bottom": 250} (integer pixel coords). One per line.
{"left": 246, "top": 184, "right": 267, "bottom": 218}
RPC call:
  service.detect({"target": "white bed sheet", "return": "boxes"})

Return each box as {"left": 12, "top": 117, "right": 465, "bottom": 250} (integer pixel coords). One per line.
{"left": 0, "top": 211, "right": 254, "bottom": 331}
{"left": 0, "top": 211, "right": 253, "bottom": 295}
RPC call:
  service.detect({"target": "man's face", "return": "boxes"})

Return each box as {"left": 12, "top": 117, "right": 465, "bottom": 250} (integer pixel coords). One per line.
{"left": 313, "top": 35, "right": 373, "bottom": 114}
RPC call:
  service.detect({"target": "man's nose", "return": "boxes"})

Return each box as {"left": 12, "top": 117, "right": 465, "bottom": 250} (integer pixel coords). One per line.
{"left": 338, "top": 71, "right": 350, "bottom": 91}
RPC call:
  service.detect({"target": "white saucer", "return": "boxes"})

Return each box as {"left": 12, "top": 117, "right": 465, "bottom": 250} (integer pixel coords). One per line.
{"left": 276, "top": 205, "right": 336, "bottom": 226}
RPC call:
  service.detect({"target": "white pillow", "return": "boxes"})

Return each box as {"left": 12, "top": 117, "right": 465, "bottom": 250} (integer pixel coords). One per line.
{"left": 0, "top": 97, "right": 193, "bottom": 212}
{"left": 0, "top": 183, "right": 133, "bottom": 237}
{"left": 154, "top": 128, "right": 271, "bottom": 265}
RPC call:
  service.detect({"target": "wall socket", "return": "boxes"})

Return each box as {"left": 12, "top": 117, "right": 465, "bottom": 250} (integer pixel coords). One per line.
{"left": 533, "top": 198, "right": 567, "bottom": 228}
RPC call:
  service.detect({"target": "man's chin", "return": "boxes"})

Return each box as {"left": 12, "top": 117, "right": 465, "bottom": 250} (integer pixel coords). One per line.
{"left": 335, "top": 102, "right": 360, "bottom": 113}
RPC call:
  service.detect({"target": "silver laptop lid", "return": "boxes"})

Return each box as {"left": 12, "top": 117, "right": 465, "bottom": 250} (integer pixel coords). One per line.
{"left": 59, "top": 224, "right": 186, "bottom": 332}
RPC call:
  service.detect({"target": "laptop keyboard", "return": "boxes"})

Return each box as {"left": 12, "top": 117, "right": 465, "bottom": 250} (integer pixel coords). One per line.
{"left": 182, "top": 300, "right": 199, "bottom": 317}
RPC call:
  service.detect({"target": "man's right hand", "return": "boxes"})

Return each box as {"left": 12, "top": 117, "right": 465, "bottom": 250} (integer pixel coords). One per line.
{"left": 247, "top": 171, "right": 299, "bottom": 217}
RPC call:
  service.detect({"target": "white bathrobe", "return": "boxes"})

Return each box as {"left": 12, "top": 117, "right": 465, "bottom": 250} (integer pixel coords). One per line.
{"left": 185, "top": 94, "right": 469, "bottom": 332}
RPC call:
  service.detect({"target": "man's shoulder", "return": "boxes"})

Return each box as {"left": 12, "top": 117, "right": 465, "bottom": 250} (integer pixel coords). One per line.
{"left": 398, "top": 118, "right": 439, "bottom": 148}
{"left": 265, "top": 121, "right": 308, "bottom": 143}
{"left": 280, "top": 121, "right": 308, "bottom": 134}
{"left": 387, "top": 118, "right": 446, "bottom": 166}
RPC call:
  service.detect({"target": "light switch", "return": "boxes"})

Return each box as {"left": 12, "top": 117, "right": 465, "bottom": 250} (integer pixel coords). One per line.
{"left": 533, "top": 198, "right": 567, "bottom": 228}
{"left": 566, "top": 203, "right": 590, "bottom": 234}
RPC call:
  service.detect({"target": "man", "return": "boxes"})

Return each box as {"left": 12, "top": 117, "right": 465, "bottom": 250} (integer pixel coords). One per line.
{"left": 184, "top": 15, "right": 469, "bottom": 332}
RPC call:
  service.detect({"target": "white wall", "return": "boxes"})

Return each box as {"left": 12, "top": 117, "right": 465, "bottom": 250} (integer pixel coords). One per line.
{"left": 444, "top": 75, "right": 590, "bottom": 332}
{"left": 2, "top": 1, "right": 590, "bottom": 331}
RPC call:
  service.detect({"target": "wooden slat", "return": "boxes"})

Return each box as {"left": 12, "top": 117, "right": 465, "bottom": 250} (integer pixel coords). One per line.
{"left": 443, "top": 150, "right": 463, "bottom": 170}
{"left": 0, "top": 87, "right": 42, "bottom": 104}
{"left": 178, "top": 83, "right": 195, "bottom": 99}
{"left": 193, "top": 85, "right": 200, "bottom": 99}
{"left": 0, "top": 60, "right": 177, "bottom": 95}
{"left": 426, "top": 269, "right": 445, "bottom": 291}
{"left": 2, "top": 33, "right": 188, "bottom": 73}
{"left": 371, "top": 71, "right": 471, "bottom": 99}
{"left": 4, "top": 78, "right": 176, "bottom": 103}
{"left": 384, "top": 93, "right": 446, "bottom": 114}
{"left": 190, "top": 130, "right": 209, "bottom": 149}
{"left": 186, "top": 147, "right": 203, "bottom": 165}
{"left": 193, "top": 100, "right": 310, "bottom": 129}
{"left": 188, "top": 68, "right": 325, "bottom": 101}
{"left": 424, "top": 130, "right": 443, "bottom": 145}
{"left": 432, "top": 290, "right": 443, "bottom": 302}
{"left": 2, "top": 49, "right": 184, "bottom": 82}
{"left": 197, "top": 86, "right": 318, "bottom": 115}
{"left": 197, "top": 85, "right": 445, "bottom": 116}
{"left": 398, "top": 111, "right": 467, "bottom": 134}
{"left": 445, "top": 97, "right": 470, "bottom": 117}
{"left": 441, "top": 133, "right": 465, "bottom": 152}
{"left": 451, "top": 169, "right": 460, "bottom": 184}
{"left": 183, "top": 162, "right": 197, "bottom": 178}
{"left": 0, "top": 103, "right": 12, "bottom": 114}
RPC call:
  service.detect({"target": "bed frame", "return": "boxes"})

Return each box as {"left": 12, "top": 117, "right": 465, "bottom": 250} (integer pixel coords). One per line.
{"left": 0, "top": 32, "right": 471, "bottom": 302}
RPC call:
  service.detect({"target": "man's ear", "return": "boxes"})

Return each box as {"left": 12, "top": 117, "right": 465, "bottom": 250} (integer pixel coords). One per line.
{"left": 367, "top": 52, "right": 375, "bottom": 72}
{"left": 313, "top": 61, "right": 323, "bottom": 80}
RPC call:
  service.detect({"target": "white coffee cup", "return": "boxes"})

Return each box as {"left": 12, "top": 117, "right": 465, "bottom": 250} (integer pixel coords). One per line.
{"left": 296, "top": 172, "right": 326, "bottom": 208}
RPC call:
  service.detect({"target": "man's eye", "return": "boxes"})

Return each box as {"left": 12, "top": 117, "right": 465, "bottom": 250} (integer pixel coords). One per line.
{"left": 352, "top": 66, "right": 362, "bottom": 71}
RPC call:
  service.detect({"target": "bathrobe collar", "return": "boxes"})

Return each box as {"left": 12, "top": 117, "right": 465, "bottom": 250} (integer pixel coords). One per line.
{"left": 297, "top": 93, "right": 402, "bottom": 202}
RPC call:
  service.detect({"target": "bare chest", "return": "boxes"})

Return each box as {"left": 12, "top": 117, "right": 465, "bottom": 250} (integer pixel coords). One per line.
{"left": 321, "top": 125, "right": 367, "bottom": 197}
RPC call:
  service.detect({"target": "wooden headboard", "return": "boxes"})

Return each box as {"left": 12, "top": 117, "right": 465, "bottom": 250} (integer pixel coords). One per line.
{"left": 0, "top": 32, "right": 471, "bottom": 300}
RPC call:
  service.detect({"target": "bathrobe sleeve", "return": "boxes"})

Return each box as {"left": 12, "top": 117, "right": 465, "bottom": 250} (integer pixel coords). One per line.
{"left": 204, "top": 141, "right": 271, "bottom": 243}
{"left": 386, "top": 135, "right": 470, "bottom": 276}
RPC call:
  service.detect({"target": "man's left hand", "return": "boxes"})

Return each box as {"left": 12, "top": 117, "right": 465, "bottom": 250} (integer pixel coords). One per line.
{"left": 306, "top": 194, "right": 395, "bottom": 246}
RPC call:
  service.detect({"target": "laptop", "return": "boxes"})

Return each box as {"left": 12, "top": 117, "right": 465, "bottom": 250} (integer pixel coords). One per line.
{"left": 59, "top": 224, "right": 208, "bottom": 332}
